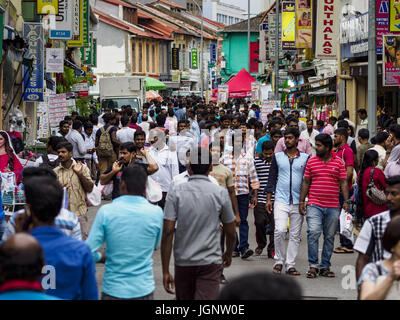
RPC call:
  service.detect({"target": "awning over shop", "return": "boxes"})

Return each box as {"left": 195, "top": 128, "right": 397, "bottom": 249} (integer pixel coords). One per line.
{"left": 225, "top": 68, "right": 256, "bottom": 96}
{"left": 145, "top": 76, "right": 166, "bottom": 91}
{"left": 146, "top": 90, "right": 162, "bottom": 101}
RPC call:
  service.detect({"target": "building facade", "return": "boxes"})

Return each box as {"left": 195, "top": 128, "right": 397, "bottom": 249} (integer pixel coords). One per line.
{"left": 203, "top": 0, "right": 245, "bottom": 25}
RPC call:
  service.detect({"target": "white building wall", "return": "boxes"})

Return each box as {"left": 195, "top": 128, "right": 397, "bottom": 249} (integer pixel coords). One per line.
{"left": 340, "top": 0, "right": 368, "bottom": 15}
{"left": 259, "top": 0, "right": 274, "bottom": 12}
{"left": 203, "top": 0, "right": 245, "bottom": 25}
{"left": 94, "top": 0, "right": 119, "bottom": 17}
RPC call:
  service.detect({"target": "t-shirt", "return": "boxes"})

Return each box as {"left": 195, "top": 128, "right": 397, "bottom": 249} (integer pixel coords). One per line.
{"left": 254, "top": 156, "right": 274, "bottom": 204}
{"left": 304, "top": 155, "right": 347, "bottom": 208}
{"left": 335, "top": 144, "right": 354, "bottom": 190}
{"left": 104, "top": 162, "right": 148, "bottom": 200}
{"left": 255, "top": 134, "right": 271, "bottom": 154}
{"left": 388, "top": 143, "right": 400, "bottom": 162}
{"left": 209, "top": 164, "right": 234, "bottom": 189}
{"left": 96, "top": 124, "right": 118, "bottom": 151}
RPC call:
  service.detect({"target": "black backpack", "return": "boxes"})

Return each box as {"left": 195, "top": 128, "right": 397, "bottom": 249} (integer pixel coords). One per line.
{"left": 10, "top": 134, "right": 24, "bottom": 154}
{"left": 39, "top": 155, "right": 60, "bottom": 169}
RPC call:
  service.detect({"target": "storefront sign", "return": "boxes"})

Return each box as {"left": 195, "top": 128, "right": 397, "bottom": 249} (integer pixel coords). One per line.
{"left": 251, "top": 82, "right": 261, "bottom": 103}
{"left": 23, "top": 23, "right": 44, "bottom": 102}
{"left": 377, "top": 0, "right": 393, "bottom": 54}
{"left": 210, "top": 43, "right": 217, "bottom": 64}
{"left": 315, "top": 0, "right": 340, "bottom": 59}
{"left": 50, "top": 0, "right": 73, "bottom": 40}
{"left": 172, "top": 48, "right": 180, "bottom": 70}
{"left": 48, "top": 93, "right": 68, "bottom": 128}
{"left": 191, "top": 48, "right": 198, "bottom": 69}
{"left": 37, "top": 0, "right": 58, "bottom": 15}
{"left": 282, "top": 2, "right": 296, "bottom": 51}
{"left": 268, "top": 14, "right": 283, "bottom": 58}
{"left": 383, "top": 35, "right": 400, "bottom": 86}
{"left": 389, "top": 0, "right": 400, "bottom": 32}
{"left": 340, "top": 13, "right": 368, "bottom": 58}
{"left": 46, "top": 48, "right": 64, "bottom": 73}
{"left": 217, "top": 85, "right": 229, "bottom": 103}
{"left": 67, "top": 0, "right": 89, "bottom": 47}
{"left": 296, "top": 0, "right": 313, "bottom": 48}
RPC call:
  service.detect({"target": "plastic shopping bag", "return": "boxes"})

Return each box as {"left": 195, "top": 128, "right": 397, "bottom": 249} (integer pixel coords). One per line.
{"left": 99, "top": 182, "right": 113, "bottom": 197}
{"left": 146, "top": 176, "right": 162, "bottom": 203}
{"left": 86, "top": 184, "right": 102, "bottom": 207}
{"left": 339, "top": 209, "right": 354, "bottom": 244}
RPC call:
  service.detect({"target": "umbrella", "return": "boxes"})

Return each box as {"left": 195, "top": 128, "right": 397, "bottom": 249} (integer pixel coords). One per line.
{"left": 146, "top": 90, "right": 162, "bottom": 102}
{"left": 145, "top": 77, "right": 166, "bottom": 91}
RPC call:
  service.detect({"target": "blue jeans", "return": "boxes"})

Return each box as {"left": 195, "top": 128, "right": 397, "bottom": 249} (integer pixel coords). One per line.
{"left": 236, "top": 194, "right": 249, "bottom": 254}
{"left": 306, "top": 204, "right": 340, "bottom": 269}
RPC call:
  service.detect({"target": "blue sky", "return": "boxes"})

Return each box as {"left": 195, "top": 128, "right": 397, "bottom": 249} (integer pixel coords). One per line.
{"left": 220, "top": 0, "right": 262, "bottom": 15}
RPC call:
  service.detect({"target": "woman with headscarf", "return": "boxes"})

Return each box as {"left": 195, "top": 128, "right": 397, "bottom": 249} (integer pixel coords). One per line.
{"left": 0, "top": 131, "right": 23, "bottom": 183}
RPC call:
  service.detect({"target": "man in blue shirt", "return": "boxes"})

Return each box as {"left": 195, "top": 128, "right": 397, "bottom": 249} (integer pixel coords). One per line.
{"left": 87, "top": 165, "right": 163, "bottom": 300}
{"left": 22, "top": 175, "right": 98, "bottom": 300}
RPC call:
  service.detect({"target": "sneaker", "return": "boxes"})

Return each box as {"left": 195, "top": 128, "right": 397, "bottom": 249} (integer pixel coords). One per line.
{"left": 232, "top": 251, "right": 240, "bottom": 258}
{"left": 241, "top": 248, "right": 254, "bottom": 259}
{"left": 220, "top": 274, "right": 227, "bottom": 284}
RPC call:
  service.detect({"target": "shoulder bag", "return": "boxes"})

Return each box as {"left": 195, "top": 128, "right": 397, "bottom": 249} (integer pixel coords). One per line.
{"left": 366, "top": 168, "right": 387, "bottom": 206}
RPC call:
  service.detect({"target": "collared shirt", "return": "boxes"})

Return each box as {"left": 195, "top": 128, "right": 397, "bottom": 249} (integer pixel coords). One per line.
{"left": 265, "top": 151, "right": 310, "bottom": 205}
{"left": 54, "top": 162, "right": 92, "bottom": 216}
{"left": 149, "top": 145, "right": 179, "bottom": 192}
{"left": 66, "top": 129, "right": 86, "bottom": 159}
{"left": 190, "top": 119, "right": 201, "bottom": 143}
{"left": 116, "top": 126, "right": 136, "bottom": 143}
{"left": 220, "top": 152, "right": 260, "bottom": 196}
{"left": 322, "top": 124, "right": 334, "bottom": 136}
{"left": 274, "top": 136, "right": 312, "bottom": 156}
{"left": 335, "top": 143, "right": 354, "bottom": 190}
{"left": 87, "top": 196, "right": 163, "bottom": 299}
{"left": 83, "top": 131, "right": 98, "bottom": 163}
{"left": 164, "top": 175, "right": 235, "bottom": 266}
{"left": 370, "top": 144, "right": 386, "bottom": 170}
{"left": 300, "top": 129, "right": 320, "bottom": 156}
{"left": 31, "top": 226, "right": 98, "bottom": 300}
{"left": 175, "top": 108, "right": 187, "bottom": 121}
{"left": 388, "top": 142, "right": 400, "bottom": 163}
{"left": 255, "top": 134, "right": 271, "bottom": 154}
{"left": 168, "top": 132, "right": 197, "bottom": 166}
{"left": 3, "top": 208, "right": 81, "bottom": 242}
{"left": 353, "top": 210, "right": 392, "bottom": 262}
{"left": 171, "top": 171, "right": 219, "bottom": 187}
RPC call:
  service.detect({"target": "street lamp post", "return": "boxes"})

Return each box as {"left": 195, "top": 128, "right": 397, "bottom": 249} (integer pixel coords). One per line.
{"left": 368, "top": 0, "right": 377, "bottom": 137}
{"left": 192, "top": 0, "right": 204, "bottom": 100}
{"left": 248, "top": 0, "right": 251, "bottom": 73}
{"left": 274, "top": 0, "right": 280, "bottom": 100}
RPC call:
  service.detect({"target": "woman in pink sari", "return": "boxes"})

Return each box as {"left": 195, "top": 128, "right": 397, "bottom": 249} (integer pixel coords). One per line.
{"left": 0, "top": 131, "right": 23, "bottom": 183}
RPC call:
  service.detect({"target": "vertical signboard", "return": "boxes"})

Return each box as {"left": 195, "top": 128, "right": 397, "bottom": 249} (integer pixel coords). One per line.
{"left": 268, "top": 14, "right": 283, "bottom": 58}
{"left": 377, "top": 0, "right": 392, "bottom": 54}
{"left": 172, "top": 47, "right": 180, "bottom": 70}
{"left": 23, "top": 23, "right": 44, "bottom": 102}
{"left": 50, "top": 0, "right": 73, "bottom": 40}
{"left": 296, "top": 0, "right": 313, "bottom": 48}
{"left": 282, "top": 2, "right": 296, "bottom": 51}
{"left": 68, "top": 0, "right": 89, "bottom": 47}
{"left": 383, "top": 35, "right": 400, "bottom": 86}
{"left": 191, "top": 48, "right": 198, "bottom": 69}
{"left": 210, "top": 43, "right": 217, "bottom": 64}
{"left": 315, "top": 0, "right": 340, "bottom": 59}
{"left": 217, "top": 85, "right": 229, "bottom": 103}
{"left": 46, "top": 48, "right": 64, "bottom": 73}
{"left": 37, "top": 0, "right": 58, "bottom": 15}
{"left": 92, "top": 37, "right": 97, "bottom": 67}
{"left": 389, "top": 0, "right": 400, "bottom": 32}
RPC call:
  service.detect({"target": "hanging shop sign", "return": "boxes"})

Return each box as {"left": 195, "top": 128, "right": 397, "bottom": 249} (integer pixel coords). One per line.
{"left": 46, "top": 48, "right": 64, "bottom": 73}
{"left": 377, "top": 0, "right": 394, "bottom": 54}
{"left": 37, "top": 0, "right": 58, "bottom": 15}
{"left": 172, "top": 48, "right": 180, "bottom": 70}
{"left": 383, "top": 35, "right": 400, "bottom": 86}
{"left": 251, "top": 82, "right": 261, "bottom": 103}
{"left": 389, "top": 0, "right": 400, "bottom": 32}
{"left": 315, "top": 0, "right": 340, "bottom": 59}
{"left": 23, "top": 23, "right": 44, "bottom": 102}
{"left": 50, "top": 0, "right": 73, "bottom": 40}
{"left": 268, "top": 14, "right": 283, "bottom": 58}
{"left": 295, "top": 0, "right": 313, "bottom": 48}
{"left": 282, "top": 2, "right": 296, "bottom": 51}
{"left": 340, "top": 13, "right": 369, "bottom": 59}
{"left": 48, "top": 93, "right": 68, "bottom": 129}
{"left": 217, "top": 85, "right": 229, "bottom": 103}
{"left": 191, "top": 48, "right": 198, "bottom": 69}
{"left": 210, "top": 43, "right": 217, "bottom": 64}
{"left": 67, "top": 0, "right": 89, "bottom": 47}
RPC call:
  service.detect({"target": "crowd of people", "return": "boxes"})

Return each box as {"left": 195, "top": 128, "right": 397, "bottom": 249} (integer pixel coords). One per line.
{"left": 0, "top": 96, "right": 399, "bottom": 300}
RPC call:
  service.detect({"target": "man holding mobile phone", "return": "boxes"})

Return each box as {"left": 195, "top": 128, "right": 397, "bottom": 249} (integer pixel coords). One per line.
{"left": 100, "top": 142, "right": 158, "bottom": 200}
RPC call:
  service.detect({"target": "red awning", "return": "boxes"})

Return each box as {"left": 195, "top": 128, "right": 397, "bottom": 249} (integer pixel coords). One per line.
{"left": 226, "top": 68, "right": 256, "bottom": 94}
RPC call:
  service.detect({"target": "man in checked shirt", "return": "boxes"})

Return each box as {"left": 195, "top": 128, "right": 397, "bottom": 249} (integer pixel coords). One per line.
{"left": 221, "top": 130, "right": 260, "bottom": 259}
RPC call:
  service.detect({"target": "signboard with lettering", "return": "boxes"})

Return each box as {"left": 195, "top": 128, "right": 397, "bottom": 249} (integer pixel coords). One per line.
{"left": 210, "top": 43, "right": 217, "bottom": 63}
{"left": 315, "top": 0, "right": 340, "bottom": 59}
{"left": 46, "top": 48, "right": 64, "bottom": 73}
{"left": 191, "top": 48, "right": 198, "bottom": 69}
{"left": 67, "top": 0, "right": 89, "bottom": 47}
{"left": 383, "top": 35, "right": 400, "bottom": 86}
{"left": 48, "top": 94, "right": 68, "bottom": 128}
{"left": 172, "top": 48, "right": 180, "bottom": 70}
{"left": 37, "top": 0, "right": 58, "bottom": 15}
{"left": 389, "top": 0, "right": 400, "bottom": 32}
{"left": 49, "top": 0, "right": 73, "bottom": 40}
{"left": 340, "top": 13, "right": 369, "bottom": 58}
{"left": 23, "top": 23, "right": 44, "bottom": 102}
{"left": 282, "top": 2, "right": 296, "bottom": 51}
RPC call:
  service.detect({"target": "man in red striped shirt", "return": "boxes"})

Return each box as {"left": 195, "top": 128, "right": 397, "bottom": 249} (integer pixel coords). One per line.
{"left": 299, "top": 134, "right": 350, "bottom": 279}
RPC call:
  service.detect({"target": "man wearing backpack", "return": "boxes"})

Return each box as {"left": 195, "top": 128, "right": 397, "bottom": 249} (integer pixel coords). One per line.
{"left": 96, "top": 114, "right": 119, "bottom": 174}
{"left": 36, "top": 136, "right": 65, "bottom": 169}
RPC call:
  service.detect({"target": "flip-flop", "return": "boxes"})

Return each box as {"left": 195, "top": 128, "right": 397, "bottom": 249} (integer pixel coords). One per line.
{"left": 273, "top": 264, "right": 283, "bottom": 275}
{"left": 333, "top": 247, "right": 354, "bottom": 254}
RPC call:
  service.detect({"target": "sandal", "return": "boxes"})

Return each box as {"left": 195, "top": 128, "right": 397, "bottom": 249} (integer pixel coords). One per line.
{"left": 319, "top": 268, "right": 335, "bottom": 278}
{"left": 333, "top": 246, "right": 354, "bottom": 254}
{"left": 306, "top": 267, "right": 318, "bottom": 279}
{"left": 255, "top": 247, "right": 263, "bottom": 256}
{"left": 286, "top": 268, "right": 301, "bottom": 276}
{"left": 273, "top": 264, "right": 283, "bottom": 275}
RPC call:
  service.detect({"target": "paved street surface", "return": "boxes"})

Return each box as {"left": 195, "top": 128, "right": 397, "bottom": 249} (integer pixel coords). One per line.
{"left": 88, "top": 202, "right": 358, "bottom": 300}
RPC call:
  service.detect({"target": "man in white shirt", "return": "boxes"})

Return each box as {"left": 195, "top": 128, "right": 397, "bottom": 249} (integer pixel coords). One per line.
{"left": 370, "top": 132, "right": 389, "bottom": 170}
{"left": 66, "top": 120, "right": 88, "bottom": 162}
{"left": 300, "top": 119, "right": 320, "bottom": 156}
{"left": 83, "top": 122, "right": 99, "bottom": 180}
{"left": 148, "top": 128, "right": 179, "bottom": 209}
{"left": 116, "top": 116, "right": 136, "bottom": 144}
{"left": 138, "top": 114, "right": 150, "bottom": 142}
